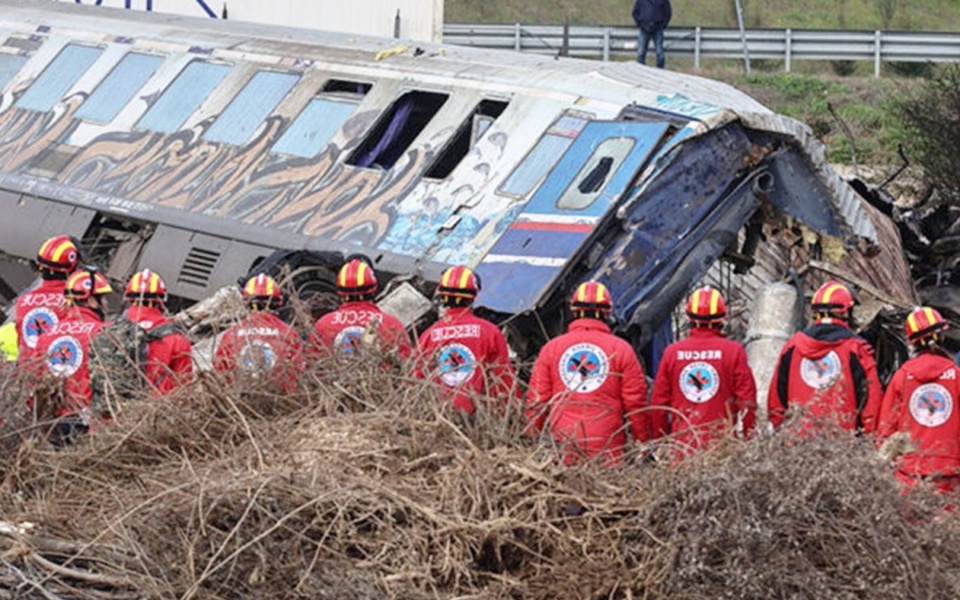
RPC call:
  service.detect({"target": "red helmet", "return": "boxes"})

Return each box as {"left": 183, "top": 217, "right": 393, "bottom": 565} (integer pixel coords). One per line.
{"left": 905, "top": 306, "right": 948, "bottom": 346}
{"left": 65, "top": 269, "right": 113, "bottom": 302}
{"left": 686, "top": 286, "right": 727, "bottom": 324}
{"left": 811, "top": 280, "right": 856, "bottom": 318}
{"left": 243, "top": 274, "right": 283, "bottom": 303}
{"left": 337, "top": 258, "right": 377, "bottom": 296}
{"left": 125, "top": 269, "right": 168, "bottom": 302}
{"left": 570, "top": 281, "right": 613, "bottom": 314}
{"left": 437, "top": 265, "right": 480, "bottom": 299}
{"left": 37, "top": 235, "right": 79, "bottom": 272}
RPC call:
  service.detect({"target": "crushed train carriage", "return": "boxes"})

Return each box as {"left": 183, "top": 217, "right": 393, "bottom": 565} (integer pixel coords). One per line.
{"left": 0, "top": 0, "right": 916, "bottom": 365}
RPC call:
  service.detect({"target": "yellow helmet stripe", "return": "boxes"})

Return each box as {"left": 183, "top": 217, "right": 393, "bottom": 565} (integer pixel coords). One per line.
{"left": 356, "top": 262, "right": 368, "bottom": 286}
{"left": 924, "top": 307, "right": 936, "bottom": 329}
{"left": 907, "top": 311, "right": 919, "bottom": 334}
{"left": 458, "top": 268, "right": 472, "bottom": 289}
{"left": 51, "top": 240, "right": 73, "bottom": 262}
{"left": 595, "top": 283, "right": 604, "bottom": 303}
{"left": 709, "top": 289, "right": 720, "bottom": 315}
{"left": 821, "top": 283, "right": 844, "bottom": 303}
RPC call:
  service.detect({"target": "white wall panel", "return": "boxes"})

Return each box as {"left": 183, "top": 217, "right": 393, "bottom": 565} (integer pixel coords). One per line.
{"left": 48, "top": 0, "right": 443, "bottom": 42}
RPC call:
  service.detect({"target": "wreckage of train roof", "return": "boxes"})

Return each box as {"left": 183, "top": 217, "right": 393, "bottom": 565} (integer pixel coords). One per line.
{"left": 0, "top": 0, "right": 916, "bottom": 355}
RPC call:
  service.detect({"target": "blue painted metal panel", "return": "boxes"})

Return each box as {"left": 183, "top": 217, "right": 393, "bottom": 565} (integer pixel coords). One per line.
{"left": 75, "top": 53, "right": 164, "bottom": 123}
{"left": 271, "top": 97, "right": 357, "bottom": 158}
{"left": 15, "top": 44, "right": 102, "bottom": 112}
{"left": 203, "top": 70, "right": 299, "bottom": 145}
{"left": 477, "top": 121, "right": 669, "bottom": 314}
{"left": 0, "top": 53, "right": 27, "bottom": 93}
{"left": 136, "top": 60, "right": 229, "bottom": 133}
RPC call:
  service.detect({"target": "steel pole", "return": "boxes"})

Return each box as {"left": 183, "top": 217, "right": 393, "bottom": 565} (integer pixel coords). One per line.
{"left": 734, "top": 0, "right": 751, "bottom": 73}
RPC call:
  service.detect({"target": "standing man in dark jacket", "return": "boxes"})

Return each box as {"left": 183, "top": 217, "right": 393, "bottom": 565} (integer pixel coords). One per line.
{"left": 632, "top": 0, "right": 672, "bottom": 68}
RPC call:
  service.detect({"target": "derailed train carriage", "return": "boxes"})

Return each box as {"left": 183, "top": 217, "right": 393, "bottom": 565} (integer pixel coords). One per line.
{"left": 0, "top": 0, "right": 917, "bottom": 372}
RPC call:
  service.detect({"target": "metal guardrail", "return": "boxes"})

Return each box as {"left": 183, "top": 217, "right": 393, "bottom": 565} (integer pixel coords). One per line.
{"left": 443, "top": 24, "right": 960, "bottom": 77}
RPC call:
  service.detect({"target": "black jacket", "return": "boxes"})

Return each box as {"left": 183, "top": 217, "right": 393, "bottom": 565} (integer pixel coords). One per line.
{"left": 632, "top": 0, "right": 672, "bottom": 33}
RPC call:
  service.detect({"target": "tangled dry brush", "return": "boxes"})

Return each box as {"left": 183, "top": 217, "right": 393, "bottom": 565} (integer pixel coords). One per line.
{"left": 0, "top": 356, "right": 959, "bottom": 599}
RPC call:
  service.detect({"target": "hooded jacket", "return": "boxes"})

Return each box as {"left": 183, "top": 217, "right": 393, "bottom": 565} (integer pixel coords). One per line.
{"left": 877, "top": 352, "right": 960, "bottom": 478}
{"left": 415, "top": 306, "right": 516, "bottom": 414}
{"left": 767, "top": 321, "right": 882, "bottom": 433}
{"left": 650, "top": 327, "right": 757, "bottom": 452}
{"left": 526, "top": 318, "right": 649, "bottom": 465}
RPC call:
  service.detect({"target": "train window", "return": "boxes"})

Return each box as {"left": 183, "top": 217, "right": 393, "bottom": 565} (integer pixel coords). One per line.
{"left": 498, "top": 113, "right": 589, "bottom": 198}
{"left": 14, "top": 44, "right": 103, "bottom": 112}
{"left": 322, "top": 79, "right": 372, "bottom": 95}
{"left": 346, "top": 90, "right": 448, "bottom": 170}
{"left": 136, "top": 60, "right": 230, "bottom": 133}
{"left": 203, "top": 70, "right": 300, "bottom": 145}
{"left": 272, "top": 98, "right": 358, "bottom": 158}
{"left": 424, "top": 99, "right": 508, "bottom": 180}
{"left": 76, "top": 53, "right": 164, "bottom": 123}
{"left": 556, "top": 137, "right": 635, "bottom": 210}
{"left": 0, "top": 54, "right": 28, "bottom": 93}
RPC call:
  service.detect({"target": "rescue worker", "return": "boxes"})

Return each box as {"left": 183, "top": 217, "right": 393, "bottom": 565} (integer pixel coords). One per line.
{"left": 650, "top": 286, "right": 757, "bottom": 454}
{"left": 32, "top": 268, "right": 112, "bottom": 441}
{"left": 15, "top": 235, "right": 80, "bottom": 359}
{"left": 877, "top": 307, "right": 960, "bottom": 493}
{"left": 767, "top": 280, "right": 882, "bottom": 434}
{"left": 414, "top": 265, "right": 516, "bottom": 414}
{"left": 311, "top": 257, "right": 411, "bottom": 359}
{"left": 214, "top": 274, "right": 303, "bottom": 392}
{"left": 526, "top": 281, "right": 649, "bottom": 465}
{"left": 121, "top": 269, "right": 193, "bottom": 394}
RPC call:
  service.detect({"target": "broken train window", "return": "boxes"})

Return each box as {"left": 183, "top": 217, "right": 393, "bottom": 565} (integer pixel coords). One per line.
{"left": 424, "top": 98, "right": 508, "bottom": 180}
{"left": 346, "top": 90, "right": 449, "bottom": 170}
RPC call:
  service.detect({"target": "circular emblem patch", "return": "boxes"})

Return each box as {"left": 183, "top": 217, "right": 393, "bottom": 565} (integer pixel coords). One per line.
{"left": 679, "top": 361, "right": 720, "bottom": 403}
{"left": 334, "top": 326, "right": 364, "bottom": 355}
{"left": 22, "top": 307, "right": 59, "bottom": 349}
{"left": 799, "top": 351, "right": 842, "bottom": 390}
{"left": 239, "top": 339, "right": 277, "bottom": 373}
{"left": 909, "top": 383, "right": 953, "bottom": 428}
{"left": 46, "top": 335, "right": 84, "bottom": 378}
{"left": 437, "top": 343, "right": 476, "bottom": 387}
{"left": 558, "top": 343, "right": 610, "bottom": 393}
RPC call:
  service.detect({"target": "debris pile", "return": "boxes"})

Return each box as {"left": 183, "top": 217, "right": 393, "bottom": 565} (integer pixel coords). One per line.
{"left": 1, "top": 356, "right": 959, "bottom": 598}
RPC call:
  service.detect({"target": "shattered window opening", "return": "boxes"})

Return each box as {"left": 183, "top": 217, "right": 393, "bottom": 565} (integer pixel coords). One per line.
{"left": 15, "top": 44, "right": 103, "bottom": 112}
{"left": 322, "top": 79, "right": 372, "bottom": 96}
{"left": 424, "top": 99, "right": 508, "bottom": 180}
{"left": 557, "top": 137, "right": 635, "bottom": 210}
{"left": 347, "top": 90, "right": 449, "bottom": 170}
{"left": 76, "top": 52, "right": 165, "bottom": 124}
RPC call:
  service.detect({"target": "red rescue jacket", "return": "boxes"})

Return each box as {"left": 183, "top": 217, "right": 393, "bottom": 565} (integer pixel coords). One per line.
{"left": 311, "top": 300, "right": 411, "bottom": 359}
{"left": 650, "top": 327, "right": 757, "bottom": 452}
{"left": 877, "top": 352, "right": 960, "bottom": 478}
{"left": 15, "top": 278, "right": 69, "bottom": 356}
{"left": 767, "top": 321, "right": 882, "bottom": 433}
{"left": 32, "top": 305, "right": 106, "bottom": 417}
{"left": 414, "top": 307, "right": 516, "bottom": 413}
{"left": 526, "top": 318, "right": 649, "bottom": 465}
{"left": 124, "top": 305, "right": 193, "bottom": 395}
{"left": 214, "top": 311, "right": 303, "bottom": 393}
